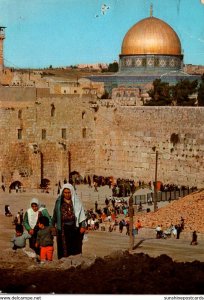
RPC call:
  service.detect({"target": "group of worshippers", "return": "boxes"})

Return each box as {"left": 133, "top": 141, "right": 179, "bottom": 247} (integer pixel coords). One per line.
{"left": 11, "top": 183, "right": 86, "bottom": 263}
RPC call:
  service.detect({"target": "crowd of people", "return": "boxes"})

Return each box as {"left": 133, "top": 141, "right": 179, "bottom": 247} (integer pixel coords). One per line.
{"left": 4, "top": 177, "right": 199, "bottom": 265}
{"left": 67, "top": 173, "right": 197, "bottom": 194}
{"left": 159, "top": 183, "right": 197, "bottom": 192}
{"left": 85, "top": 195, "right": 131, "bottom": 232}
{"left": 155, "top": 217, "right": 185, "bottom": 239}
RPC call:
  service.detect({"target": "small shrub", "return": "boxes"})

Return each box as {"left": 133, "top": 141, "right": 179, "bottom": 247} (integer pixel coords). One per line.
{"left": 170, "top": 133, "right": 180, "bottom": 146}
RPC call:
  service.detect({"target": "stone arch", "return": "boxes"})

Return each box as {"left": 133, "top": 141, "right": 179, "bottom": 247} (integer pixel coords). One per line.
{"left": 70, "top": 171, "right": 83, "bottom": 184}
{"left": 70, "top": 171, "right": 80, "bottom": 176}
{"left": 40, "top": 178, "right": 50, "bottom": 189}
{"left": 9, "top": 180, "right": 22, "bottom": 190}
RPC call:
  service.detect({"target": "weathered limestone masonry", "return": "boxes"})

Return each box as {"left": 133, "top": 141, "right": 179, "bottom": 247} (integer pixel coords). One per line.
{"left": 0, "top": 93, "right": 204, "bottom": 189}
{"left": 0, "top": 94, "right": 96, "bottom": 190}
{"left": 94, "top": 105, "right": 204, "bottom": 188}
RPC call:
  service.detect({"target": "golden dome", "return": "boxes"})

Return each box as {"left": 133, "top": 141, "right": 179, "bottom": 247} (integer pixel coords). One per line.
{"left": 121, "top": 17, "right": 181, "bottom": 56}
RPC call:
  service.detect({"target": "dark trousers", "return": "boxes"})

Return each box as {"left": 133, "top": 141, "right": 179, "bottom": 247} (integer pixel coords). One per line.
{"left": 29, "top": 231, "right": 40, "bottom": 255}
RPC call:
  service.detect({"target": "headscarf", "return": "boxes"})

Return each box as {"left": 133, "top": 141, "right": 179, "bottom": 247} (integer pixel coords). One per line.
{"left": 59, "top": 183, "right": 86, "bottom": 227}
{"left": 30, "top": 198, "right": 39, "bottom": 206}
{"left": 27, "top": 198, "right": 45, "bottom": 229}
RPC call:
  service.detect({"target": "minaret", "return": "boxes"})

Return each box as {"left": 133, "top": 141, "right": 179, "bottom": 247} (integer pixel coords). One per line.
{"left": 0, "top": 26, "right": 6, "bottom": 73}
{"left": 150, "top": 3, "right": 153, "bottom": 17}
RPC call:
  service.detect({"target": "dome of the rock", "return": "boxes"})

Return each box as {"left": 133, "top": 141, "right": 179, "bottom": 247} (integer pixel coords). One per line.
{"left": 121, "top": 16, "right": 181, "bottom": 56}
{"left": 88, "top": 12, "right": 200, "bottom": 95}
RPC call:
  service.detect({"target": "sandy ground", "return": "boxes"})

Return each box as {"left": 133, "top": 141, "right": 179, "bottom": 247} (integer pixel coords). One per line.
{"left": 1, "top": 185, "right": 204, "bottom": 294}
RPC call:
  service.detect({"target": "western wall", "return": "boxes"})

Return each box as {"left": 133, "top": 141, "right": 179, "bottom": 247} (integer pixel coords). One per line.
{"left": 0, "top": 89, "right": 204, "bottom": 190}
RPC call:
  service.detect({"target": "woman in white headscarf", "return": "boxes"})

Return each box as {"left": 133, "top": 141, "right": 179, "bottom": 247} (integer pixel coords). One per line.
{"left": 52, "top": 183, "right": 86, "bottom": 259}
{"left": 23, "top": 198, "right": 51, "bottom": 256}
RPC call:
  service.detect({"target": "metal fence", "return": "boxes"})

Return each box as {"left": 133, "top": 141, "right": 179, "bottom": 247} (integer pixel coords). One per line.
{"left": 133, "top": 187, "right": 197, "bottom": 205}
{"left": 156, "top": 187, "right": 197, "bottom": 202}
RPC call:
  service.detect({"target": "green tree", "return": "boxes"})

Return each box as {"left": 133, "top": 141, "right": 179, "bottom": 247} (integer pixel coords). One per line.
{"left": 107, "top": 61, "right": 119, "bottom": 72}
{"left": 172, "top": 79, "right": 198, "bottom": 106}
{"left": 144, "top": 79, "right": 172, "bottom": 106}
{"left": 197, "top": 74, "right": 204, "bottom": 106}
{"left": 144, "top": 78, "right": 199, "bottom": 106}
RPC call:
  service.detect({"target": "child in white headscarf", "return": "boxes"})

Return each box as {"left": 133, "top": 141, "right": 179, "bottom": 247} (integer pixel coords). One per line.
{"left": 23, "top": 198, "right": 51, "bottom": 260}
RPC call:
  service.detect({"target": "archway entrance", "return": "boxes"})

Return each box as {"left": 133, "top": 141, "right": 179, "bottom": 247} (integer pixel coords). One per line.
{"left": 9, "top": 180, "right": 22, "bottom": 191}
{"left": 69, "top": 171, "right": 83, "bottom": 184}
{"left": 40, "top": 178, "right": 50, "bottom": 193}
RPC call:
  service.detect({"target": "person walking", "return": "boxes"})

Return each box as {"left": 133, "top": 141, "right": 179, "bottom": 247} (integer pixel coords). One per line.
{"left": 35, "top": 216, "right": 54, "bottom": 263}
{"left": 119, "top": 219, "right": 125, "bottom": 233}
{"left": 20, "top": 209, "right": 24, "bottom": 225}
{"left": 5, "top": 205, "right": 12, "bottom": 216}
{"left": 190, "top": 231, "right": 198, "bottom": 245}
{"left": 23, "top": 198, "right": 51, "bottom": 260}
{"left": 135, "top": 219, "right": 142, "bottom": 232}
{"left": 176, "top": 224, "right": 182, "bottom": 239}
{"left": 52, "top": 183, "right": 86, "bottom": 259}
{"left": 95, "top": 201, "right": 98, "bottom": 212}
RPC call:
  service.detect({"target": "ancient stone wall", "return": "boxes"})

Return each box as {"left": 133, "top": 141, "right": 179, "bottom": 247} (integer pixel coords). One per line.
{"left": 0, "top": 94, "right": 204, "bottom": 189}
{"left": 94, "top": 105, "right": 204, "bottom": 188}
{"left": 0, "top": 95, "right": 96, "bottom": 189}
{"left": 0, "top": 86, "right": 36, "bottom": 102}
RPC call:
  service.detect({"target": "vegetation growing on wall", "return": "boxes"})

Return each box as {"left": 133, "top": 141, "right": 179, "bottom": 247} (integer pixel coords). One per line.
{"left": 170, "top": 133, "right": 180, "bottom": 146}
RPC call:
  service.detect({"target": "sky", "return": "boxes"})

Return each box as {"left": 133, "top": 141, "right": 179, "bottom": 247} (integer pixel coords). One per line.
{"left": 0, "top": 0, "right": 204, "bottom": 69}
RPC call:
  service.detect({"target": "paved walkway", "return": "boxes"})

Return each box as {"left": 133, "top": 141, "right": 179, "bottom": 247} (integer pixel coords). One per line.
{"left": 83, "top": 227, "right": 204, "bottom": 262}
{"left": 1, "top": 185, "right": 203, "bottom": 263}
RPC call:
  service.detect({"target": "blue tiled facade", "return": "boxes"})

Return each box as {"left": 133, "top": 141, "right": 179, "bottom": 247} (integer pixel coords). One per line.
{"left": 88, "top": 71, "right": 201, "bottom": 94}
{"left": 119, "top": 54, "right": 183, "bottom": 73}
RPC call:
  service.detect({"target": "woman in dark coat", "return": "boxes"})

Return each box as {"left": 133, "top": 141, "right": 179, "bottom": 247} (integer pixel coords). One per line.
{"left": 52, "top": 183, "right": 86, "bottom": 259}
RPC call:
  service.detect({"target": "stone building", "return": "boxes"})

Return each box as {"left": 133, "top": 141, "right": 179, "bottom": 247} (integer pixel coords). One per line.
{"left": 184, "top": 64, "right": 204, "bottom": 75}
{"left": 48, "top": 78, "right": 104, "bottom": 98}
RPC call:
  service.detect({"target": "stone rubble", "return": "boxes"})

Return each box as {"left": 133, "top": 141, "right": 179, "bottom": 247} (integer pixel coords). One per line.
{"left": 136, "top": 189, "right": 204, "bottom": 233}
